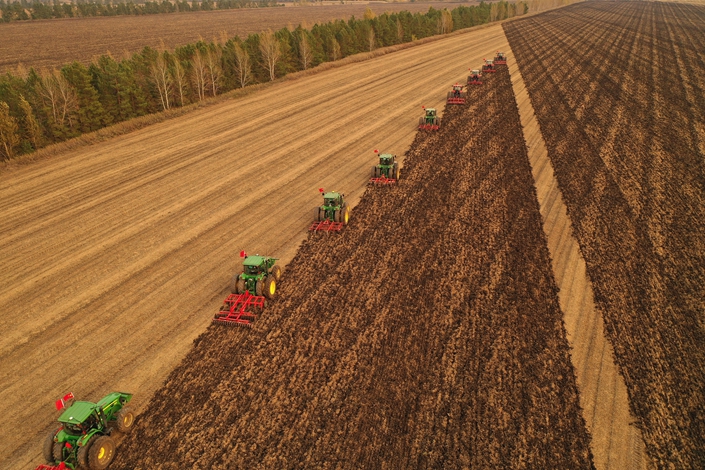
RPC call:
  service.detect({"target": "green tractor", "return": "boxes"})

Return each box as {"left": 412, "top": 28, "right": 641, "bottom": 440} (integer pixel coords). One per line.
{"left": 40, "top": 392, "right": 133, "bottom": 470}
{"left": 370, "top": 149, "right": 399, "bottom": 183}
{"left": 418, "top": 106, "right": 441, "bottom": 130}
{"left": 314, "top": 189, "right": 350, "bottom": 225}
{"left": 230, "top": 251, "right": 281, "bottom": 299}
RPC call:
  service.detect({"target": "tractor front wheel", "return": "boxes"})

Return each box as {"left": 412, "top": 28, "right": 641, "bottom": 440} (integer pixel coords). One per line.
{"left": 52, "top": 441, "right": 64, "bottom": 463}
{"left": 88, "top": 435, "right": 116, "bottom": 470}
{"left": 264, "top": 276, "right": 277, "bottom": 300}
{"left": 116, "top": 407, "right": 135, "bottom": 433}
{"left": 270, "top": 265, "right": 282, "bottom": 281}
{"left": 230, "top": 274, "right": 240, "bottom": 294}
{"left": 78, "top": 436, "right": 96, "bottom": 468}
{"left": 43, "top": 430, "right": 58, "bottom": 463}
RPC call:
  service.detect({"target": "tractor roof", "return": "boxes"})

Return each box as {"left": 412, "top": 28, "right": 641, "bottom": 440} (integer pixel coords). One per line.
{"left": 243, "top": 255, "right": 267, "bottom": 266}
{"left": 323, "top": 192, "right": 340, "bottom": 199}
{"left": 426, "top": 108, "right": 436, "bottom": 113}
{"left": 471, "top": 69, "right": 480, "bottom": 73}
{"left": 379, "top": 153, "right": 394, "bottom": 159}
{"left": 58, "top": 401, "right": 97, "bottom": 425}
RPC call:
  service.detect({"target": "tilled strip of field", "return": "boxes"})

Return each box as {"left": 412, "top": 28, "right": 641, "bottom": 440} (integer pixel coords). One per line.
{"left": 113, "top": 67, "right": 594, "bottom": 469}
{"left": 505, "top": 2, "right": 705, "bottom": 467}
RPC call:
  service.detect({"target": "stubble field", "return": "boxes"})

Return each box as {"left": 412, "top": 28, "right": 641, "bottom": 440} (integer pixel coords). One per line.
{"left": 505, "top": 2, "right": 705, "bottom": 467}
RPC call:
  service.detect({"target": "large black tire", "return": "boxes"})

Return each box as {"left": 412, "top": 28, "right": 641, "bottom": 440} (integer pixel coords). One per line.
{"left": 52, "top": 441, "right": 64, "bottom": 463}
{"left": 333, "top": 209, "right": 341, "bottom": 223}
{"left": 88, "top": 435, "right": 116, "bottom": 470}
{"left": 372, "top": 166, "right": 378, "bottom": 177}
{"left": 255, "top": 279, "right": 265, "bottom": 296}
{"left": 317, "top": 207, "right": 325, "bottom": 222}
{"left": 418, "top": 117, "right": 424, "bottom": 126}
{"left": 270, "top": 265, "right": 282, "bottom": 281}
{"left": 77, "top": 436, "right": 96, "bottom": 468}
{"left": 116, "top": 407, "right": 135, "bottom": 433}
{"left": 43, "top": 430, "right": 57, "bottom": 463}
{"left": 263, "top": 276, "right": 277, "bottom": 300}
{"left": 237, "top": 277, "right": 246, "bottom": 294}
{"left": 437, "top": 117, "right": 442, "bottom": 128}
{"left": 230, "top": 274, "right": 240, "bottom": 294}
{"left": 341, "top": 204, "right": 350, "bottom": 225}
{"left": 392, "top": 162, "right": 399, "bottom": 180}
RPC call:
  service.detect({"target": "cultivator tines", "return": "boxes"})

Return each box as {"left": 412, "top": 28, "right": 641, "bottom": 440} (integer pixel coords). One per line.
{"left": 418, "top": 122, "right": 440, "bottom": 131}
{"left": 446, "top": 95, "right": 466, "bottom": 105}
{"left": 213, "top": 292, "right": 266, "bottom": 327}
{"left": 35, "top": 464, "right": 67, "bottom": 470}
{"left": 309, "top": 220, "right": 344, "bottom": 232}
{"left": 369, "top": 175, "right": 396, "bottom": 185}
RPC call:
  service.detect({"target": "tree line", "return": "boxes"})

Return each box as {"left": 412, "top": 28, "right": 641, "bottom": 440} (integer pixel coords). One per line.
{"left": 0, "top": 0, "right": 278, "bottom": 22}
{"left": 0, "top": 2, "right": 527, "bottom": 160}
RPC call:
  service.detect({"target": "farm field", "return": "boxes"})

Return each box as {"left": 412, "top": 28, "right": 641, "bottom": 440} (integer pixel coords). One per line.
{"left": 0, "top": 2, "right": 467, "bottom": 72}
{"left": 0, "top": 23, "right": 512, "bottom": 469}
{"left": 113, "top": 65, "right": 593, "bottom": 469}
{"left": 505, "top": 2, "right": 705, "bottom": 467}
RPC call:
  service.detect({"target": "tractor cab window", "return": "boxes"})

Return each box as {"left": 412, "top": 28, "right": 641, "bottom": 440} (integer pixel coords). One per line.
{"left": 246, "top": 265, "right": 260, "bottom": 275}
{"left": 62, "top": 422, "right": 84, "bottom": 435}
{"left": 324, "top": 198, "right": 336, "bottom": 207}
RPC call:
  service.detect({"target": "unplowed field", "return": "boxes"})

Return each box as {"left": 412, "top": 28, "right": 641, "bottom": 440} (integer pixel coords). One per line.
{"left": 113, "top": 65, "right": 593, "bottom": 469}
{"left": 0, "top": 2, "right": 466, "bottom": 72}
{"left": 0, "top": 24, "right": 513, "bottom": 469}
{"left": 505, "top": 2, "right": 705, "bottom": 467}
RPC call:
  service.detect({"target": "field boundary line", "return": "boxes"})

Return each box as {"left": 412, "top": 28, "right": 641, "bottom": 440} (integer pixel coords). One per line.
{"left": 505, "top": 37, "right": 651, "bottom": 470}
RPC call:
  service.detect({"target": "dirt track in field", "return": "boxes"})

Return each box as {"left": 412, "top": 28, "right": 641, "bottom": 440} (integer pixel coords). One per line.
{"left": 113, "top": 64, "right": 593, "bottom": 470}
{"left": 506, "top": 2, "right": 705, "bottom": 467}
{"left": 0, "top": 2, "right": 467, "bottom": 73}
{"left": 0, "top": 24, "right": 515, "bottom": 469}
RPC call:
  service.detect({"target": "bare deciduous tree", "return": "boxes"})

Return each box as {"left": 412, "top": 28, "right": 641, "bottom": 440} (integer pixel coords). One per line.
{"left": 233, "top": 42, "right": 252, "bottom": 89}
{"left": 438, "top": 9, "right": 453, "bottom": 34}
{"left": 151, "top": 51, "right": 172, "bottom": 111}
{"left": 299, "top": 31, "right": 313, "bottom": 70}
{"left": 38, "top": 69, "right": 77, "bottom": 129}
{"left": 191, "top": 49, "right": 208, "bottom": 101}
{"left": 172, "top": 59, "right": 187, "bottom": 106}
{"left": 204, "top": 47, "right": 223, "bottom": 97}
{"left": 259, "top": 29, "right": 281, "bottom": 82}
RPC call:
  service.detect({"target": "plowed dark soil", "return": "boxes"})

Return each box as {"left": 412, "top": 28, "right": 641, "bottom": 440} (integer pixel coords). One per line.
{"left": 505, "top": 2, "right": 705, "bottom": 467}
{"left": 113, "top": 67, "right": 594, "bottom": 469}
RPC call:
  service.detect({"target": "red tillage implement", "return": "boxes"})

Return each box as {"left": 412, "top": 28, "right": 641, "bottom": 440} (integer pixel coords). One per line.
{"left": 35, "top": 465, "right": 67, "bottom": 470}
{"left": 213, "top": 292, "right": 266, "bottom": 327}
{"left": 369, "top": 175, "right": 396, "bottom": 185}
{"left": 309, "top": 220, "right": 344, "bottom": 232}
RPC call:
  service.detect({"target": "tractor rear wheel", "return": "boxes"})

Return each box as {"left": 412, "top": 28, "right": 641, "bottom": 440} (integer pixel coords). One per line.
{"left": 333, "top": 209, "right": 341, "bottom": 223}
{"left": 78, "top": 436, "right": 96, "bottom": 468}
{"left": 43, "top": 430, "right": 57, "bottom": 463}
{"left": 316, "top": 207, "right": 324, "bottom": 222}
{"left": 392, "top": 163, "right": 399, "bottom": 180}
{"left": 88, "top": 435, "right": 116, "bottom": 470}
{"left": 342, "top": 204, "right": 350, "bottom": 225}
{"left": 264, "top": 276, "right": 277, "bottom": 300}
{"left": 237, "top": 277, "right": 246, "bottom": 294}
{"left": 255, "top": 279, "right": 265, "bottom": 296}
{"left": 116, "top": 407, "right": 135, "bottom": 433}
{"left": 418, "top": 117, "right": 424, "bottom": 127}
{"left": 230, "top": 274, "right": 240, "bottom": 294}
{"left": 270, "top": 265, "right": 282, "bottom": 281}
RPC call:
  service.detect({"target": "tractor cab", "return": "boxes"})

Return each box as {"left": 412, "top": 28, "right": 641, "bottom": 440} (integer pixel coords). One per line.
{"left": 419, "top": 107, "right": 441, "bottom": 130}
{"left": 468, "top": 69, "right": 482, "bottom": 86}
{"left": 378, "top": 153, "right": 395, "bottom": 166}
{"left": 452, "top": 83, "right": 464, "bottom": 95}
{"left": 243, "top": 256, "right": 267, "bottom": 275}
{"left": 323, "top": 192, "right": 343, "bottom": 208}
{"left": 482, "top": 58, "right": 496, "bottom": 73}
{"left": 494, "top": 51, "right": 507, "bottom": 64}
